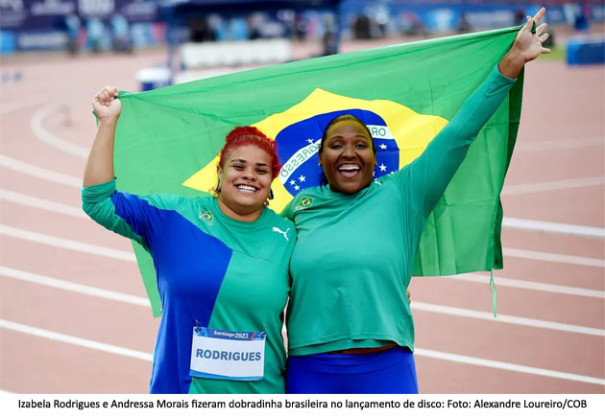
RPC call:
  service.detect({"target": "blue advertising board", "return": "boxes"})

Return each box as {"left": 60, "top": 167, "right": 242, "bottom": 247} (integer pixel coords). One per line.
{"left": 1, "top": 1, "right": 604, "bottom": 53}
{"left": 0, "top": 0, "right": 160, "bottom": 52}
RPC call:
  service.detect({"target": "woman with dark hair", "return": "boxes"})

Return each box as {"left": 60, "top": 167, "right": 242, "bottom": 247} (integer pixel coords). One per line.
{"left": 283, "top": 8, "right": 550, "bottom": 394}
{"left": 82, "top": 87, "right": 294, "bottom": 394}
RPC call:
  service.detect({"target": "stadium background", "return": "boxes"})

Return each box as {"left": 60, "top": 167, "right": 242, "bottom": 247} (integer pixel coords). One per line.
{"left": 1, "top": 0, "right": 604, "bottom": 395}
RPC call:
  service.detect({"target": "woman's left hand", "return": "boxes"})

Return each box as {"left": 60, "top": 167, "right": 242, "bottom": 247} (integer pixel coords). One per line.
{"left": 498, "top": 7, "right": 551, "bottom": 78}
{"left": 511, "top": 7, "right": 551, "bottom": 63}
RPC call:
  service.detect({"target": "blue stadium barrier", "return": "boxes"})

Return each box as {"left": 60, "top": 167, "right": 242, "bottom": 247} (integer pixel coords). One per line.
{"left": 566, "top": 35, "right": 605, "bottom": 66}
{"left": 0, "top": 31, "right": 16, "bottom": 54}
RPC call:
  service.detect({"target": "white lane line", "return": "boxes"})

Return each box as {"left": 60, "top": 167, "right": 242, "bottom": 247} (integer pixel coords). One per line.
{"left": 502, "top": 217, "right": 604, "bottom": 238}
{"left": 0, "top": 155, "right": 80, "bottom": 187}
{"left": 455, "top": 273, "right": 604, "bottom": 299}
{"left": 14, "top": 103, "right": 605, "bottom": 201}
{"left": 515, "top": 137, "right": 604, "bottom": 152}
{"left": 0, "top": 224, "right": 136, "bottom": 262}
{"left": 415, "top": 348, "right": 605, "bottom": 386}
{"left": 3, "top": 139, "right": 603, "bottom": 200}
{"left": 0, "top": 189, "right": 86, "bottom": 218}
{"left": 3, "top": 147, "right": 603, "bottom": 241}
{"left": 24, "top": 97, "right": 603, "bottom": 159}
{"left": 3, "top": 223, "right": 603, "bottom": 272}
{"left": 3, "top": 186, "right": 604, "bottom": 242}
{"left": 502, "top": 247, "right": 604, "bottom": 268}
{"left": 30, "top": 103, "right": 89, "bottom": 158}
{"left": 0, "top": 319, "right": 153, "bottom": 362}
{"left": 1, "top": 266, "right": 149, "bottom": 307}
{"left": 6, "top": 265, "right": 601, "bottom": 336}
{"left": 412, "top": 302, "right": 604, "bottom": 337}
{"left": 29, "top": 98, "right": 602, "bottom": 164}
{"left": 502, "top": 176, "right": 604, "bottom": 195}
{"left": 3, "top": 317, "right": 602, "bottom": 386}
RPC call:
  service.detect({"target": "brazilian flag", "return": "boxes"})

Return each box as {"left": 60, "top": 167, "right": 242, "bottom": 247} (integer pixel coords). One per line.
{"left": 115, "top": 26, "right": 523, "bottom": 316}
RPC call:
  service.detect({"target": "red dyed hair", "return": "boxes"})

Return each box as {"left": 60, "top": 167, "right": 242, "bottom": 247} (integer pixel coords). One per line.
{"left": 218, "top": 126, "right": 281, "bottom": 180}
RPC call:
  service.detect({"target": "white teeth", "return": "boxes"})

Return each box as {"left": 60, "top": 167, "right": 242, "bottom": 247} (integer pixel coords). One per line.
{"left": 338, "top": 164, "right": 360, "bottom": 171}
{"left": 237, "top": 185, "right": 257, "bottom": 192}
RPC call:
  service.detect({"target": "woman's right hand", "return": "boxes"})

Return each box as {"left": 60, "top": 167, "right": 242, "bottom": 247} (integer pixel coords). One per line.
{"left": 92, "top": 86, "right": 121, "bottom": 122}
{"left": 84, "top": 86, "right": 121, "bottom": 187}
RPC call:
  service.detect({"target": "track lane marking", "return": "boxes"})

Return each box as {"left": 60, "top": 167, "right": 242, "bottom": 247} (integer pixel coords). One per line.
{"left": 2, "top": 151, "right": 604, "bottom": 201}
{"left": 0, "top": 224, "right": 135, "bottom": 261}
{"left": 515, "top": 137, "right": 604, "bottom": 152}
{"left": 30, "top": 103, "right": 89, "bottom": 158}
{"left": 456, "top": 273, "right": 604, "bottom": 298}
{"left": 415, "top": 348, "right": 605, "bottom": 386}
{"left": 502, "top": 248, "right": 604, "bottom": 268}
{"left": 4, "top": 265, "right": 602, "bottom": 336}
{"left": 0, "top": 189, "right": 85, "bottom": 218}
{"left": 412, "top": 302, "right": 604, "bottom": 336}
{"left": 2, "top": 318, "right": 602, "bottom": 386}
{"left": 2, "top": 188, "right": 603, "bottom": 240}
{"left": 503, "top": 176, "right": 604, "bottom": 195}
{"left": 0, "top": 319, "right": 152, "bottom": 362}
{"left": 1, "top": 224, "right": 602, "bottom": 286}
{"left": 1, "top": 266, "right": 149, "bottom": 307}
{"left": 0, "top": 155, "right": 80, "bottom": 187}
{"left": 502, "top": 217, "right": 604, "bottom": 238}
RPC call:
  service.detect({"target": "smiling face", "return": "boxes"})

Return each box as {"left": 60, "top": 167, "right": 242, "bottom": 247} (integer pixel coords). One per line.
{"left": 217, "top": 145, "right": 273, "bottom": 222}
{"left": 319, "top": 119, "right": 376, "bottom": 194}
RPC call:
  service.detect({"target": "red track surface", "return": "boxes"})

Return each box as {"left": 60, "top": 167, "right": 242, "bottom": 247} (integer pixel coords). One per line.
{"left": 1, "top": 35, "right": 603, "bottom": 394}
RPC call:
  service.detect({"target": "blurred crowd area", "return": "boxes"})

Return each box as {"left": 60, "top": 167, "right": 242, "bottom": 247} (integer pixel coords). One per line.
{"left": 0, "top": 1, "right": 603, "bottom": 58}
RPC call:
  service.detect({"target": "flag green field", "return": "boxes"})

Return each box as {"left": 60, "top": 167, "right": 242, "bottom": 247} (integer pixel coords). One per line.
{"left": 114, "top": 26, "right": 523, "bottom": 316}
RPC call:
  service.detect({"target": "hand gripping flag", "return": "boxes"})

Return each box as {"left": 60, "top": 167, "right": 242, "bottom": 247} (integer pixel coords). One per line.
{"left": 114, "top": 26, "right": 523, "bottom": 316}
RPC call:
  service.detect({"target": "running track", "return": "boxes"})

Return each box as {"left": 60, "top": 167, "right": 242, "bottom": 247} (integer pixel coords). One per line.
{"left": 0, "top": 37, "right": 603, "bottom": 394}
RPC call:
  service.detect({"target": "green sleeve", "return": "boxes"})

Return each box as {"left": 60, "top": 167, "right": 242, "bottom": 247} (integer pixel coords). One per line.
{"left": 402, "top": 66, "right": 516, "bottom": 216}
{"left": 81, "top": 179, "right": 191, "bottom": 251}
{"left": 81, "top": 179, "right": 146, "bottom": 247}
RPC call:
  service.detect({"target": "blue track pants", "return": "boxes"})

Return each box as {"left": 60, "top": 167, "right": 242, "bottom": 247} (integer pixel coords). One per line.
{"left": 285, "top": 346, "right": 418, "bottom": 394}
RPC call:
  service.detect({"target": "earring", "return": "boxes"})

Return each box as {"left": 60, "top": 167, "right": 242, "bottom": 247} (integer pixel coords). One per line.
{"left": 265, "top": 189, "right": 274, "bottom": 207}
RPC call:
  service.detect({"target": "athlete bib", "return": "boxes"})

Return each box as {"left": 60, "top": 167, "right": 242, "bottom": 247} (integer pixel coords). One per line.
{"left": 190, "top": 327, "right": 266, "bottom": 381}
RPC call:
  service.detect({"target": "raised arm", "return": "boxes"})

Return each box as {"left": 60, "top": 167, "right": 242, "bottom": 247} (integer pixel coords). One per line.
{"left": 81, "top": 87, "right": 192, "bottom": 249}
{"left": 82, "top": 86, "right": 147, "bottom": 246}
{"left": 499, "top": 7, "right": 550, "bottom": 78}
{"left": 83, "top": 86, "right": 121, "bottom": 187}
{"left": 403, "top": 8, "right": 550, "bottom": 216}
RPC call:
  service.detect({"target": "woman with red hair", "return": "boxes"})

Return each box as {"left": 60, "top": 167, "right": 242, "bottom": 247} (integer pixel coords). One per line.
{"left": 82, "top": 89, "right": 294, "bottom": 394}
